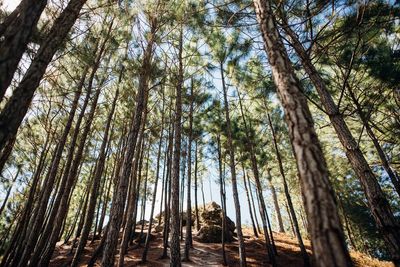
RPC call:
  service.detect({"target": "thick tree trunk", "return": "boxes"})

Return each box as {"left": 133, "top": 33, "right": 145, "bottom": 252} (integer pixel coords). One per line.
{"left": 170, "top": 24, "right": 184, "bottom": 267}
{"left": 0, "top": 0, "right": 47, "bottom": 100}
{"left": 183, "top": 81, "right": 194, "bottom": 261}
{"left": 253, "top": 1, "right": 352, "bottom": 266}
{"left": 0, "top": 0, "right": 87, "bottom": 152}
{"left": 281, "top": 17, "right": 400, "bottom": 264}
{"left": 220, "top": 61, "right": 246, "bottom": 267}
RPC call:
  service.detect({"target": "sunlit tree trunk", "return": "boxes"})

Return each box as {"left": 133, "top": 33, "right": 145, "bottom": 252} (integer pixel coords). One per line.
{"left": 253, "top": 1, "right": 353, "bottom": 266}
{"left": 281, "top": 17, "right": 400, "bottom": 264}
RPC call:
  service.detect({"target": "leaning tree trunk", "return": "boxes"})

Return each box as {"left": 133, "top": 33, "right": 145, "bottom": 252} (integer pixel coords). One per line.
{"left": 0, "top": 0, "right": 87, "bottom": 153}
{"left": 0, "top": 0, "right": 48, "bottom": 100}
{"left": 71, "top": 86, "right": 119, "bottom": 267}
{"left": 267, "top": 112, "right": 310, "bottom": 266}
{"left": 220, "top": 61, "right": 246, "bottom": 267}
{"left": 13, "top": 65, "right": 89, "bottom": 267}
{"left": 253, "top": 1, "right": 353, "bottom": 266}
{"left": 170, "top": 24, "right": 184, "bottom": 267}
{"left": 101, "top": 17, "right": 156, "bottom": 267}
{"left": 281, "top": 17, "right": 400, "bottom": 264}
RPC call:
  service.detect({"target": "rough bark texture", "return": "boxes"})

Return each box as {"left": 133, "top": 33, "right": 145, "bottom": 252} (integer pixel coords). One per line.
{"left": 0, "top": 0, "right": 47, "bottom": 100}
{"left": 253, "top": 1, "right": 353, "bottom": 266}
{"left": 0, "top": 0, "right": 87, "bottom": 154}
{"left": 282, "top": 18, "right": 400, "bottom": 264}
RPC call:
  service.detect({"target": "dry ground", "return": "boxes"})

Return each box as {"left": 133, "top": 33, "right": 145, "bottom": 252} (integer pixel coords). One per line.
{"left": 50, "top": 227, "right": 393, "bottom": 267}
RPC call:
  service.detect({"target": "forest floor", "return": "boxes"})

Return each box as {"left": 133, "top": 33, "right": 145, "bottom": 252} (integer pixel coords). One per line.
{"left": 50, "top": 227, "right": 393, "bottom": 267}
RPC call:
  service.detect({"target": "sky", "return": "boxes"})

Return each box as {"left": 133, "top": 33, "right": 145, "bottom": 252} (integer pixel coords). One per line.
{"left": 1, "top": 0, "right": 19, "bottom": 11}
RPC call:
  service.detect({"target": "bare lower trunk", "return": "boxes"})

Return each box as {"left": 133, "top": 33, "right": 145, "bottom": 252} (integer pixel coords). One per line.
{"left": 170, "top": 25, "right": 183, "bottom": 267}
{"left": 281, "top": 17, "right": 400, "bottom": 264}
{"left": 253, "top": 1, "right": 352, "bottom": 266}
{"left": 220, "top": 61, "right": 246, "bottom": 267}
{"left": 71, "top": 86, "right": 119, "bottom": 267}
{"left": 183, "top": 81, "right": 194, "bottom": 261}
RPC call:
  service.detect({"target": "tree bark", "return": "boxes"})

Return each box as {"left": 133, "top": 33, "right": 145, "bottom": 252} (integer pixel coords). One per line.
{"left": 241, "top": 166, "right": 259, "bottom": 238}
{"left": 253, "top": 1, "right": 353, "bottom": 266}
{"left": 0, "top": 0, "right": 47, "bottom": 100}
{"left": 281, "top": 16, "right": 400, "bottom": 264}
{"left": 0, "top": 0, "right": 87, "bottom": 152}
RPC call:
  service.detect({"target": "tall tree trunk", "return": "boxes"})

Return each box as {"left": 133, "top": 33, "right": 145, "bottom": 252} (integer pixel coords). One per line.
{"left": 217, "top": 136, "right": 228, "bottom": 266}
{"left": 0, "top": 0, "right": 87, "bottom": 152}
{"left": 281, "top": 17, "right": 400, "bottom": 264}
{"left": 241, "top": 166, "right": 259, "bottom": 238}
{"left": 194, "top": 140, "right": 200, "bottom": 231}
{"left": 0, "top": 0, "right": 48, "bottom": 100}
{"left": 237, "top": 86, "right": 276, "bottom": 259}
{"left": 253, "top": 1, "right": 353, "bottom": 266}
{"left": 220, "top": 61, "right": 246, "bottom": 267}
{"left": 0, "top": 136, "right": 16, "bottom": 175}
{"left": 267, "top": 112, "right": 310, "bottom": 266}
{"left": 142, "top": 94, "right": 165, "bottom": 262}
{"left": 246, "top": 175, "right": 262, "bottom": 234}
{"left": 13, "top": 64, "right": 89, "bottom": 267}
{"left": 183, "top": 81, "right": 194, "bottom": 261}
{"left": 268, "top": 178, "right": 284, "bottom": 233}
{"left": 71, "top": 86, "right": 119, "bottom": 267}
{"left": 170, "top": 24, "right": 184, "bottom": 267}
{"left": 102, "top": 17, "right": 156, "bottom": 266}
